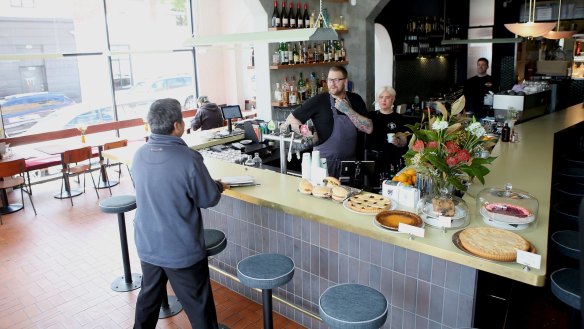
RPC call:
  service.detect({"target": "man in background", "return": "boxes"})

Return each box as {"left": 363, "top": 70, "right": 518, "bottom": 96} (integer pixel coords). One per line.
{"left": 464, "top": 58, "right": 498, "bottom": 119}
{"left": 190, "top": 95, "right": 223, "bottom": 131}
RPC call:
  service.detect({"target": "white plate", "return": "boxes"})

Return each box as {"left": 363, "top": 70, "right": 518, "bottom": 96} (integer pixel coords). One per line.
{"left": 481, "top": 215, "right": 528, "bottom": 231}
{"left": 420, "top": 202, "right": 466, "bottom": 220}
{"left": 343, "top": 198, "right": 396, "bottom": 216}
{"left": 240, "top": 140, "right": 252, "bottom": 145}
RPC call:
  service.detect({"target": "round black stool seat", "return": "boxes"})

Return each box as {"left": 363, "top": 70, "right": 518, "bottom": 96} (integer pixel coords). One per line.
{"left": 557, "top": 167, "right": 584, "bottom": 181}
{"left": 551, "top": 230, "right": 580, "bottom": 259}
{"left": 204, "top": 229, "right": 227, "bottom": 257}
{"left": 550, "top": 268, "right": 580, "bottom": 310}
{"left": 553, "top": 183, "right": 584, "bottom": 198}
{"left": 319, "top": 283, "right": 388, "bottom": 329}
{"left": 99, "top": 195, "right": 136, "bottom": 213}
{"left": 237, "top": 253, "right": 294, "bottom": 329}
{"left": 553, "top": 202, "right": 579, "bottom": 224}
{"left": 237, "top": 253, "right": 294, "bottom": 289}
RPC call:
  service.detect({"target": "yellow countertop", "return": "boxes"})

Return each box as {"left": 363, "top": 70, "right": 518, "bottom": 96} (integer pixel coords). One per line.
{"left": 103, "top": 105, "right": 584, "bottom": 286}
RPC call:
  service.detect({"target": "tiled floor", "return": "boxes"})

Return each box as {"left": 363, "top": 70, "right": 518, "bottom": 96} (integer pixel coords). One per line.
{"left": 0, "top": 168, "right": 305, "bottom": 328}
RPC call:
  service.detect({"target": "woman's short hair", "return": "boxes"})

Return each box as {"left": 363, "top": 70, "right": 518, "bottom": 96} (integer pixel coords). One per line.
{"left": 148, "top": 98, "right": 183, "bottom": 135}
{"left": 376, "top": 86, "right": 397, "bottom": 99}
{"left": 197, "top": 96, "right": 209, "bottom": 107}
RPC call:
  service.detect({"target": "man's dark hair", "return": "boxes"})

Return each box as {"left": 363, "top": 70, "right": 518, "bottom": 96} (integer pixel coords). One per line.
{"left": 477, "top": 58, "right": 489, "bottom": 66}
{"left": 148, "top": 98, "right": 183, "bottom": 135}
{"left": 329, "top": 65, "right": 348, "bottom": 78}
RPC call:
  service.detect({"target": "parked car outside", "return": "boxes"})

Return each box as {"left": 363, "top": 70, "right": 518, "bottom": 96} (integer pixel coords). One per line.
{"left": 115, "top": 75, "right": 196, "bottom": 111}
{"left": 0, "top": 92, "right": 75, "bottom": 137}
{"left": 24, "top": 103, "right": 114, "bottom": 135}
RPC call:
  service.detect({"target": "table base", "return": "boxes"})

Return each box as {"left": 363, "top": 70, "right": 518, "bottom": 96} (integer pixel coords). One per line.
{"left": 159, "top": 295, "right": 183, "bottom": 319}
{"left": 0, "top": 203, "right": 24, "bottom": 215}
{"left": 111, "top": 273, "right": 142, "bottom": 292}
{"left": 54, "top": 189, "right": 83, "bottom": 199}
{"left": 97, "top": 180, "right": 119, "bottom": 189}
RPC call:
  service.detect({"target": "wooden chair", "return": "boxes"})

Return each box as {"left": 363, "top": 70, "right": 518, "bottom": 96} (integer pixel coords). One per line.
{"left": 99, "top": 139, "right": 133, "bottom": 193}
{"left": 0, "top": 158, "right": 37, "bottom": 224}
{"left": 61, "top": 146, "right": 99, "bottom": 206}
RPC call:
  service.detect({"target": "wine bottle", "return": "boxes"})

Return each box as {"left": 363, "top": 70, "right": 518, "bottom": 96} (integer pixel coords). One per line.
{"left": 340, "top": 38, "right": 346, "bottom": 61}
{"left": 298, "top": 72, "right": 306, "bottom": 102}
{"left": 303, "top": 3, "right": 310, "bottom": 28}
{"left": 287, "top": 42, "right": 293, "bottom": 65}
{"left": 288, "top": 2, "right": 296, "bottom": 28}
{"left": 280, "top": 42, "right": 288, "bottom": 65}
{"left": 322, "top": 42, "right": 329, "bottom": 62}
{"left": 292, "top": 43, "right": 300, "bottom": 65}
{"left": 271, "top": 1, "right": 280, "bottom": 27}
{"left": 281, "top": 1, "right": 289, "bottom": 28}
{"left": 296, "top": 2, "right": 303, "bottom": 28}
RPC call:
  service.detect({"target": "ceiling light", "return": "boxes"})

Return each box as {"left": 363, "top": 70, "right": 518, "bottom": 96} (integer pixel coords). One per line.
{"left": 543, "top": 0, "right": 576, "bottom": 39}
{"left": 504, "top": 0, "right": 556, "bottom": 38}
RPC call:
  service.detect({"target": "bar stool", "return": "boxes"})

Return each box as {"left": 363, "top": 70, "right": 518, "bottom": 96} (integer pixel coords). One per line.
{"left": 551, "top": 230, "right": 580, "bottom": 260}
{"left": 237, "top": 253, "right": 294, "bottom": 329}
{"left": 319, "top": 283, "right": 388, "bottom": 329}
{"left": 99, "top": 195, "right": 142, "bottom": 292}
{"left": 158, "top": 229, "right": 228, "bottom": 319}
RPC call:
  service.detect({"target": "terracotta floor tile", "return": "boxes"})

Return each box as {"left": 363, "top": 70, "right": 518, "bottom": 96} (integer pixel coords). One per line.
{"left": 0, "top": 175, "right": 305, "bottom": 329}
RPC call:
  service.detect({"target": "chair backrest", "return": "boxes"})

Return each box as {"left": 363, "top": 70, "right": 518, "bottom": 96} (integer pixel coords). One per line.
{"left": 0, "top": 158, "right": 26, "bottom": 178}
{"left": 103, "top": 139, "right": 128, "bottom": 151}
{"left": 62, "top": 146, "right": 93, "bottom": 165}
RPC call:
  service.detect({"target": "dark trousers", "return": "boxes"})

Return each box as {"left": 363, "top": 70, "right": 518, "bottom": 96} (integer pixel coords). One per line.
{"left": 134, "top": 258, "right": 218, "bottom": 329}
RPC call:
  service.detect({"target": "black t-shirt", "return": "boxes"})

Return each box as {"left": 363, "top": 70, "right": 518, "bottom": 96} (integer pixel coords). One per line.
{"left": 463, "top": 75, "right": 498, "bottom": 118}
{"left": 365, "top": 110, "right": 408, "bottom": 167}
{"left": 291, "top": 92, "right": 368, "bottom": 145}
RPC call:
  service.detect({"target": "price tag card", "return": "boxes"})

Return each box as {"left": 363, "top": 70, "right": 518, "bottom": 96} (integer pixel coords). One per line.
{"left": 516, "top": 249, "right": 541, "bottom": 269}
{"left": 438, "top": 216, "right": 452, "bottom": 228}
{"left": 398, "top": 223, "right": 425, "bottom": 238}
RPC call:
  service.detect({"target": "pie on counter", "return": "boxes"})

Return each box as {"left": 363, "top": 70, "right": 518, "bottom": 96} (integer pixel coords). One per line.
{"left": 375, "top": 210, "right": 422, "bottom": 230}
{"left": 347, "top": 193, "right": 392, "bottom": 214}
{"left": 482, "top": 203, "right": 535, "bottom": 224}
{"left": 458, "top": 227, "right": 530, "bottom": 262}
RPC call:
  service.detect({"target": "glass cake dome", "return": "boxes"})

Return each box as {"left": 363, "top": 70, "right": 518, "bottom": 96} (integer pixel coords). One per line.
{"left": 476, "top": 183, "right": 539, "bottom": 230}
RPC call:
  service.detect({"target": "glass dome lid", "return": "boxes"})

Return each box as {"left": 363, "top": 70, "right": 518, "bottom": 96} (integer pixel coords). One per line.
{"left": 476, "top": 183, "right": 539, "bottom": 231}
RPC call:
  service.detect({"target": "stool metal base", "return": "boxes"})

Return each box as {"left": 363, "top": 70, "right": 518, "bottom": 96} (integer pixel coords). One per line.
{"left": 111, "top": 273, "right": 142, "bottom": 292}
{"left": 54, "top": 189, "right": 83, "bottom": 199}
{"left": 97, "top": 179, "right": 119, "bottom": 189}
{"left": 159, "top": 295, "right": 183, "bottom": 319}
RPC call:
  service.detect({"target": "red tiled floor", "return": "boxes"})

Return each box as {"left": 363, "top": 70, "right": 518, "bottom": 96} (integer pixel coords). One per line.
{"left": 0, "top": 169, "right": 305, "bottom": 328}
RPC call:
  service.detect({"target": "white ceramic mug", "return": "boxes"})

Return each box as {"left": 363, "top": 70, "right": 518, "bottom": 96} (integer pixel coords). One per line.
{"left": 387, "top": 133, "right": 395, "bottom": 144}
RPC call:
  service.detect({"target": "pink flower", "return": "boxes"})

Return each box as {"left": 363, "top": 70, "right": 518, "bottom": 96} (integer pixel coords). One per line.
{"left": 413, "top": 140, "right": 425, "bottom": 152}
{"left": 446, "top": 156, "right": 458, "bottom": 167}
{"left": 456, "top": 149, "right": 471, "bottom": 163}
{"left": 427, "top": 141, "right": 439, "bottom": 149}
{"left": 445, "top": 141, "right": 459, "bottom": 155}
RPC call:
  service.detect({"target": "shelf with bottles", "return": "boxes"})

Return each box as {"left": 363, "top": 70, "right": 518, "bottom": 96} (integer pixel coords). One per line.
{"left": 400, "top": 15, "right": 466, "bottom": 55}
{"left": 268, "top": 27, "right": 348, "bottom": 34}
{"left": 270, "top": 60, "right": 348, "bottom": 70}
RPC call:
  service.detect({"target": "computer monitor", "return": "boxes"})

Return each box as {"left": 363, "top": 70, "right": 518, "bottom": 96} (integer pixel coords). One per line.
{"left": 221, "top": 105, "right": 243, "bottom": 134}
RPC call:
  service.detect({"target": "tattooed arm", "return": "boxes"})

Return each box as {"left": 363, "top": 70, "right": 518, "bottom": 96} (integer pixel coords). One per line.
{"left": 334, "top": 98, "right": 373, "bottom": 134}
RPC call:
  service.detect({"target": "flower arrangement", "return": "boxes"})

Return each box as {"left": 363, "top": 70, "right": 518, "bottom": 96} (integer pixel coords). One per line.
{"left": 76, "top": 123, "right": 87, "bottom": 143}
{"left": 404, "top": 96, "right": 496, "bottom": 195}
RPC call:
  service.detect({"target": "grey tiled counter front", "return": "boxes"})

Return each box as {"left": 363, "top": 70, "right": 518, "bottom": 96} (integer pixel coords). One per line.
{"left": 203, "top": 196, "right": 476, "bottom": 329}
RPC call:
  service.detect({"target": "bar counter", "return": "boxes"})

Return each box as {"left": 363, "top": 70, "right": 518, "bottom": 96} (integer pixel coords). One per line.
{"left": 102, "top": 105, "right": 584, "bottom": 328}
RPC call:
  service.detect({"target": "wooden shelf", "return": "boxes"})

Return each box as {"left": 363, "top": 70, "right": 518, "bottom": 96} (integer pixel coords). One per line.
{"left": 270, "top": 60, "right": 348, "bottom": 69}
{"left": 268, "top": 27, "right": 348, "bottom": 34}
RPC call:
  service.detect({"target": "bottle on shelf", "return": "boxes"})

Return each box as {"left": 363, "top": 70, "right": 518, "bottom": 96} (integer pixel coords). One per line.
{"left": 303, "top": 3, "right": 310, "bottom": 29}
{"left": 327, "top": 41, "right": 333, "bottom": 62}
{"left": 340, "top": 39, "right": 346, "bottom": 61}
{"left": 281, "top": 1, "right": 289, "bottom": 28}
{"left": 279, "top": 42, "right": 288, "bottom": 65}
{"left": 293, "top": 43, "right": 300, "bottom": 64}
{"left": 282, "top": 77, "right": 290, "bottom": 106}
{"left": 316, "top": 43, "right": 323, "bottom": 62}
{"left": 288, "top": 2, "right": 296, "bottom": 28}
{"left": 250, "top": 47, "right": 254, "bottom": 67}
{"left": 309, "top": 72, "right": 317, "bottom": 98}
{"left": 298, "top": 72, "right": 306, "bottom": 102}
{"left": 301, "top": 42, "right": 307, "bottom": 64}
{"left": 289, "top": 75, "right": 298, "bottom": 105}
{"left": 274, "top": 82, "right": 283, "bottom": 105}
{"left": 271, "top": 1, "right": 281, "bottom": 28}
{"left": 296, "top": 2, "right": 303, "bottom": 28}
{"left": 307, "top": 43, "right": 314, "bottom": 63}
{"left": 272, "top": 50, "right": 280, "bottom": 65}
{"left": 309, "top": 10, "right": 316, "bottom": 28}
{"left": 287, "top": 42, "right": 293, "bottom": 65}
{"left": 253, "top": 152, "right": 262, "bottom": 168}
{"left": 319, "top": 72, "right": 327, "bottom": 93}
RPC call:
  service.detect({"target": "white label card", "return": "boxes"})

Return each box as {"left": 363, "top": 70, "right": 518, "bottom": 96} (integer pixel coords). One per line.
{"left": 398, "top": 223, "right": 425, "bottom": 238}
{"left": 438, "top": 216, "right": 452, "bottom": 228}
{"left": 516, "top": 249, "right": 541, "bottom": 269}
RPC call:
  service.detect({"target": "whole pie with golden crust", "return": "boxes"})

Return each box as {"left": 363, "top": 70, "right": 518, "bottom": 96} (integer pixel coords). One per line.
{"left": 347, "top": 193, "right": 392, "bottom": 214}
{"left": 459, "top": 227, "right": 530, "bottom": 262}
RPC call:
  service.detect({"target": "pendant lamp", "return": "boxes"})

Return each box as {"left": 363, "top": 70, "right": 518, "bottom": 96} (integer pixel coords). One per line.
{"left": 543, "top": 0, "right": 576, "bottom": 39}
{"left": 505, "top": 0, "right": 556, "bottom": 38}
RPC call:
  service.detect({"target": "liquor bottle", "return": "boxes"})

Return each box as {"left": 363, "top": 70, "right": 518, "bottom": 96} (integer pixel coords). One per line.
{"left": 309, "top": 72, "right": 317, "bottom": 97}
{"left": 340, "top": 39, "right": 346, "bottom": 61}
{"left": 271, "top": 1, "right": 280, "bottom": 27}
{"left": 298, "top": 72, "right": 306, "bottom": 102}
{"left": 288, "top": 2, "right": 296, "bottom": 28}
{"left": 301, "top": 42, "right": 307, "bottom": 63}
{"left": 319, "top": 72, "right": 327, "bottom": 93}
{"left": 272, "top": 50, "right": 280, "bottom": 65}
{"left": 252, "top": 152, "right": 263, "bottom": 168}
{"left": 287, "top": 42, "right": 293, "bottom": 65}
{"left": 309, "top": 10, "right": 316, "bottom": 28}
{"left": 327, "top": 41, "right": 333, "bottom": 62}
{"left": 274, "top": 82, "right": 283, "bottom": 105}
{"left": 303, "top": 3, "right": 310, "bottom": 28}
{"left": 292, "top": 43, "right": 300, "bottom": 64}
{"left": 281, "top": 1, "right": 289, "bottom": 28}
{"left": 501, "top": 123, "right": 511, "bottom": 142}
{"left": 279, "top": 42, "right": 288, "bottom": 65}
{"left": 333, "top": 41, "right": 340, "bottom": 61}
{"left": 307, "top": 43, "right": 314, "bottom": 63}
{"left": 289, "top": 75, "right": 298, "bottom": 105}
{"left": 322, "top": 42, "right": 329, "bottom": 62}
{"left": 296, "top": 3, "right": 304, "bottom": 28}
{"left": 250, "top": 47, "right": 255, "bottom": 67}
{"left": 282, "top": 77, "right": 290, "bottom": 106}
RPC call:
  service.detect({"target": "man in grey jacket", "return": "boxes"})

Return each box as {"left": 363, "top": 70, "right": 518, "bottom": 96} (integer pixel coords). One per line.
{"left": 132, "top": 98, "right": 229, "bottom": 329}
